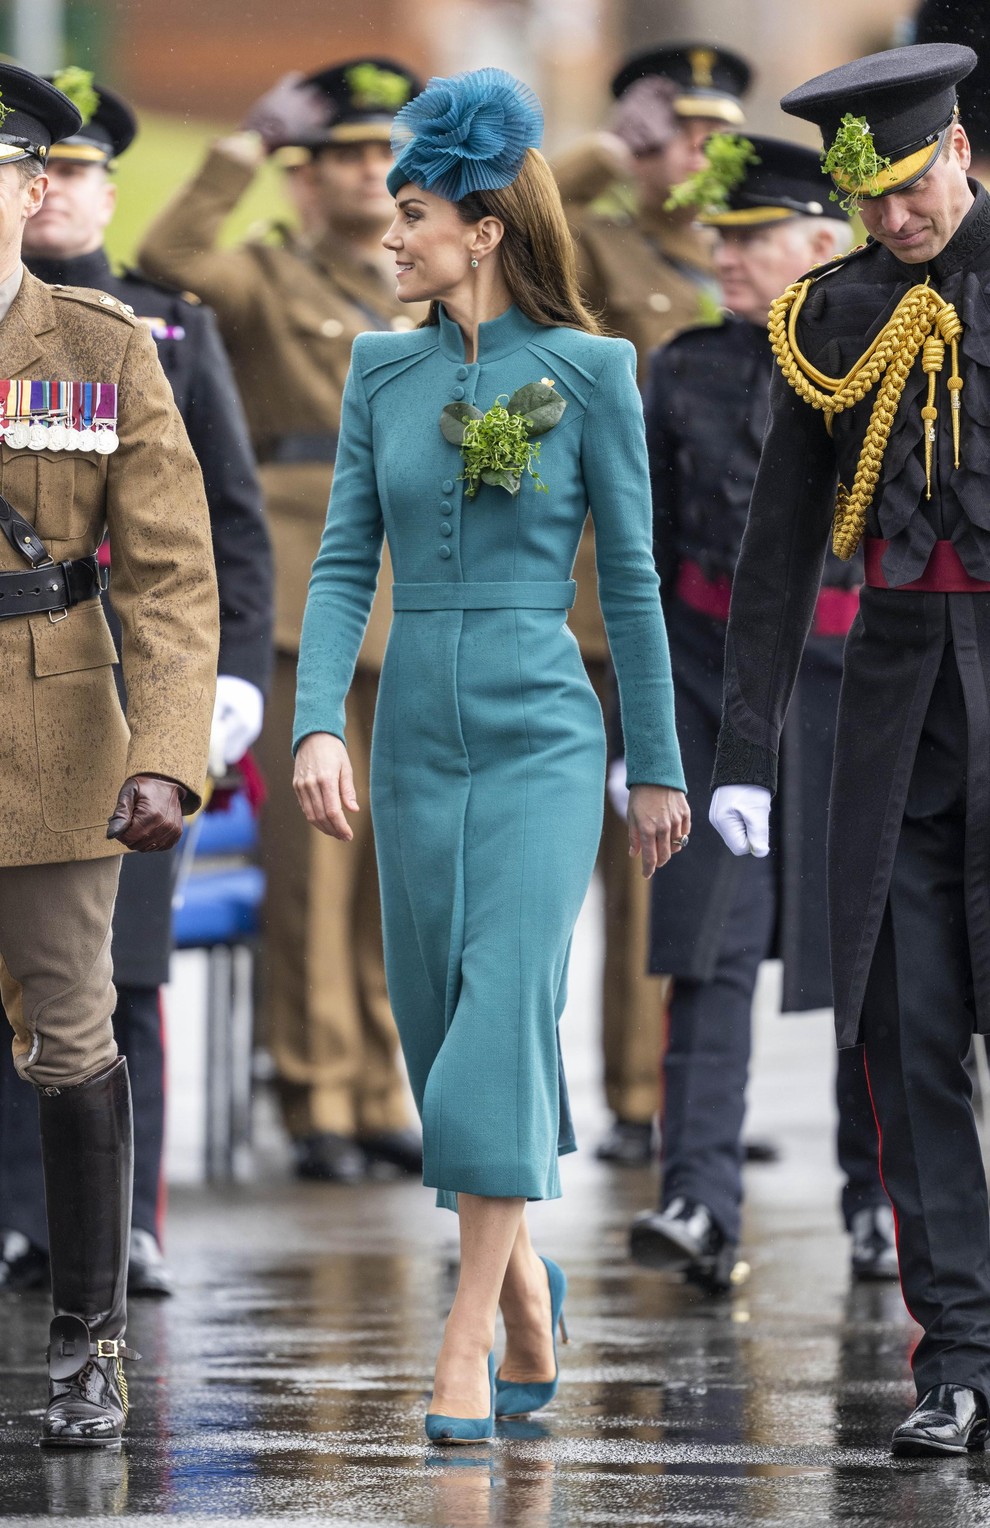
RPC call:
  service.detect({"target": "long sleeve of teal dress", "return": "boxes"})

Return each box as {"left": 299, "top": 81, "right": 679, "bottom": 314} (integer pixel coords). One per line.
{"left": 294, "top": 306, "right": 684, "bottom": 1207}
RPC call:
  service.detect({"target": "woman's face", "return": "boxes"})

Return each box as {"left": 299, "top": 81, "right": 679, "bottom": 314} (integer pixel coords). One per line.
{"left": 382, "top": 183, "right": 483, "bottom": 303}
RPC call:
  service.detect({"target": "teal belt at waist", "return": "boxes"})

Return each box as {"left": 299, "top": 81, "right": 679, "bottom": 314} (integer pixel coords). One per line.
{"left": 392, "top": 581, "right": 576, "bottom": 611}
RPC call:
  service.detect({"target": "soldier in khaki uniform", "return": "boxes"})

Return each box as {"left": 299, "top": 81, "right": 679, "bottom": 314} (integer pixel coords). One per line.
{"left": 140, "top": 61, "right": 425, "bottom": 1183}
{"left": 0, "top": 66, "right": 218, "bottom": 1446}
{"left": 553, "top": 44, "right": 752, "bottom": 1163}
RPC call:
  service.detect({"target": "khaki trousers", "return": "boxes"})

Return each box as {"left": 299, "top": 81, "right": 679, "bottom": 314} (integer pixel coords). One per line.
{"left": 258, "top": 656, "right": 409, "bottom": 1139}
{"left": 586, "top": 660, "right": 665, "bottom": 1124}
{"left": 0, "top": 857, "right": 120, "bottom": 1088}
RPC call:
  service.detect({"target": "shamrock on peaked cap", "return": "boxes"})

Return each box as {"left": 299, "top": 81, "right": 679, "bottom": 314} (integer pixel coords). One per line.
{"left": 386, "top": 68, "right": 543, "bottom": 201}
{"left": 46, "top": 68, "right": 137, "bottom": 164}
{"left": 914, "top": 0, "right": 990, "bottom": 156}
{"left": 611, "top": 43, "right": 751, "bottom": 127}
{"left": 697, "top": 135, "right": 851, "bottom": 226}
{"left": 294, "top": 58, "right": 421, "bottom": 149}
{"left": 782, "top": 43, "right": 976, "bottom": 199}
{"left": 0, "top": 61, "right": 81, "bottom": 166}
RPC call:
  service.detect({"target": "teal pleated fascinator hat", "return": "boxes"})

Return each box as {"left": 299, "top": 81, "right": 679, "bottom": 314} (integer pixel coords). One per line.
{"left": 385, "top": 67, "right": 544, "bottom": 200}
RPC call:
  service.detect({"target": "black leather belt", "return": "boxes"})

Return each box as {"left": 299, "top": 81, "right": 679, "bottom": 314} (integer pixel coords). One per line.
{"left": 0, "top": 553, "right": 104, "bottom": 620}
{"left": 258, "top": 431, "right": 339, "bottom": 466}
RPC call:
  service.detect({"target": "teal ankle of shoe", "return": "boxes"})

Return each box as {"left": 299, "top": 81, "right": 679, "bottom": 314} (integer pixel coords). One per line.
{"left": 425, "top": 1353, "right": 495, "bottom": 1444}
{"left": 495, "top": 1256, "right": 567, "bottom": 1419}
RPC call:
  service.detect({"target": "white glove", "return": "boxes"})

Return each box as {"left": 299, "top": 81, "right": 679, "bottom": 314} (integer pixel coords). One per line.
{"left": 606, "top": 757, "right": 630, "bottom": 819}
{"left": 709, "top": 785, "right": 771, "bottom": 858}
{"left": 209, "top": 675, "right": 264, "bottom": 776}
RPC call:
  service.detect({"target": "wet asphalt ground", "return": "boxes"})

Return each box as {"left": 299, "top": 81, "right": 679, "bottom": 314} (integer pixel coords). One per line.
{"left": 4, "top": 911, "right": 990, "bottom": 1524}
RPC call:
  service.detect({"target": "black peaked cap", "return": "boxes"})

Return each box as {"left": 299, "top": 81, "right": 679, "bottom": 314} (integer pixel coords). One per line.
{"left": 46, "top": 79, "right": 137, "bottom": 163}
{"left": 612, "top": 42, "right": 751, "bottom": 125}
{"left": 703, "top": 135, "right": 849, "bottom": 225}
{"left": 781, "top": 42, "right": 976, "bottom": 162}
{"left": 0, "top": 63, "right": 81, "bottom": 164}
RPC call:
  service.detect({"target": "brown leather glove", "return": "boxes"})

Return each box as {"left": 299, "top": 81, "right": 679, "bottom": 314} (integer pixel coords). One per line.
{"left": 106, "top": 775, "right": 186, "bottom": 852}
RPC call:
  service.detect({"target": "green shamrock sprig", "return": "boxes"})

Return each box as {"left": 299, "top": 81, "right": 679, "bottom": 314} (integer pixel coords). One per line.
{"left": 346, "top": 63, "right": 411, "bottom": 112}
{"left": 822, "top": 114, "right": 893, "bottom": 214}
{"left": 51, "top": 66, "right": 100, "bottom": 126}
{"left": 440, "top": 380, "right": 567, "bottom": 498}
{"left": 0, "top": 92, "right": 12, "bottom": 131}
{"left": 665, "top": 134, "right": 760, "bottom": 213}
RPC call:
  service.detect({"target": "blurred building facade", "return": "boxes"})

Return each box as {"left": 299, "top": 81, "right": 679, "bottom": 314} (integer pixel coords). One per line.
{"left": 0, "top": 0, "right": 922, "bottom": 141}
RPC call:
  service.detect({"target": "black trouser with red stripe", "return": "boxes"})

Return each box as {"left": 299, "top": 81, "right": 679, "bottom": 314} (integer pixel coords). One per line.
{"left": 0, "top": 984, "right": 165, "bottom": 1250}
{"left": 862, "top": 644, "right": 990, "bottom": 1402}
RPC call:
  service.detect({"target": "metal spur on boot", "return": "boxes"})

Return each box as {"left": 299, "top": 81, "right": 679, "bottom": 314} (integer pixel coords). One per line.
{"left": 42, "top": 1314, "right": 140, "bottom": 1450}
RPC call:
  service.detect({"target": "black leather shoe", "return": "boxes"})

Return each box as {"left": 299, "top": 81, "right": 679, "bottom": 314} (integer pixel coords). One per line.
{"left": 294, "top": 1132, "right": 367, "bottom": 1184}
{"left": 0, "top": 1228, "right": 50, "bottom": 1292}
{"left": 127, "top": 1229, "right": 174, "bottom": 1298}
{"left": 891, "top": 1385, "right": 989, "bottom": 1456}
{"left": 358, "top": 1129, "right": 423, "bottom": 1177}
{"left": 850, "top": 1204, "right": 899, "bottom": 1282}
{"left": 629, "top": 1197, "right": 738, "bottom": 1294}
{"left": 595, "top": 1118, "right": 654, "bottom": 1166}
{"left": 43, "top": 1315, "right": 138, "bottom": 1450}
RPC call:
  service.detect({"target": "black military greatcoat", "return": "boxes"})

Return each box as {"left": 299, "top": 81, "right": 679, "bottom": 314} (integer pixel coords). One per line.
{"left": 713, "top": 183, "right": 990, "bottom": 1045}
{"left": 647, "top": 318, "right": 860, "bottom": 1011}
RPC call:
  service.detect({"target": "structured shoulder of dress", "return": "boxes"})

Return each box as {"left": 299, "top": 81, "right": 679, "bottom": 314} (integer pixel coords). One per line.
{"left": 351, "top": 325, "right": 434, "bottom": 366}
{"left": 531, "top": 325, "right": 634, "bottom": 373}
{"left": 48, "top": 284, "right": 139, "bottom": 324}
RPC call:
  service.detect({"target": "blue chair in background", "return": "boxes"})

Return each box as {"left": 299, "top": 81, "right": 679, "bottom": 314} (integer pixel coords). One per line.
{"left": 172, "top": 791, "right": 264, "bottom": 1181}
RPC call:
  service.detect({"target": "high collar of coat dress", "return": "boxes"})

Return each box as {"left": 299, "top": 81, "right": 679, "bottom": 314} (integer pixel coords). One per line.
{"left": 437, "top": 300, "right": 542, "bottom": 363}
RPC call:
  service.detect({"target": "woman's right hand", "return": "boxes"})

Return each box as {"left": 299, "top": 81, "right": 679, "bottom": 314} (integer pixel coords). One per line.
{"left": 293, "top": 732, "right": 359, "bottom": 841}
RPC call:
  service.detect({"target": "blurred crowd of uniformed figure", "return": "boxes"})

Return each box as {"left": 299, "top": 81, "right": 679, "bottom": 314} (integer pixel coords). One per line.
{"left": 1, "top": 0, "right": 984, "bottom": 1300}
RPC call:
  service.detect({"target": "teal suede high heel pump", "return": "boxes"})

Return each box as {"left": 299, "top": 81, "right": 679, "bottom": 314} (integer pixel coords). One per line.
{"left": 425, "top": 1352, "right": 495, "bottom": 1444}
{"left": 495, "top": 1256, "right": 568, "bottom": 1418}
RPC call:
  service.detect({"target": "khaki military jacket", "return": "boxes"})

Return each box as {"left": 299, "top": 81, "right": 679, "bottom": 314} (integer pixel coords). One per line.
{"left": 555, "top": 137, "right": 718, "bottom": 658}
{"left": 0, "top": 271, "right": 219, "bottom": 867}
{"left": 139, "top": 150, "right": 424, "bottom": 664}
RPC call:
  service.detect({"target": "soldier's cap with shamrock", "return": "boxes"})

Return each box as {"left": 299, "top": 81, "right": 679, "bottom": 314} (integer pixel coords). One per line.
{"left": 611, "top": 43, "right": 751, "bottom": 127}
{"left": 696, "top": 136, "right": 850, "bottom": 228}
{"left": 44, "top": 70, "right": 136, "bottom": 165}
{"left": 0, "top": 61, "right": 81, "bottom": 167}
{"left": 272, "top": 58, "right": 421, "bottom": 166}
{"left": 782, "top": 42, "right": 976, "bottom": 200}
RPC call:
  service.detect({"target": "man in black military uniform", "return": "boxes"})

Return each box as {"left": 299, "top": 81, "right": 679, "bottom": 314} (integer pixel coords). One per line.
{"left": 622, "top": 139, "right": 892, "bottom": 1293}
{"left": 711, "top": 43, "right": 990, "bottom": 1455}
{"left": 0, "top": 73, "right": 273, "bottom": 1298}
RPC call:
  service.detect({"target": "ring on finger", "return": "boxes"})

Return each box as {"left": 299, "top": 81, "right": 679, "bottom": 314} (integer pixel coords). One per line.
{"left": 672, "top": 835, "right": 689, "bottom": 848}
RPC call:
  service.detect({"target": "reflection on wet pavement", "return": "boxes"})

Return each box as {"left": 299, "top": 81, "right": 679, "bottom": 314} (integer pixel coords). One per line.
{"left": 4, "top": 973, "right": 990, "bottom": 1524}
{"left": 4, "top": 1154, "right": 990, "bottom": 1525}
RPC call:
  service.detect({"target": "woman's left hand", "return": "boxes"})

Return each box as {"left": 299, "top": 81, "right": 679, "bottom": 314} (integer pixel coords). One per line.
{"left": 628, "top": 785, "right": 691, "bottom": 878}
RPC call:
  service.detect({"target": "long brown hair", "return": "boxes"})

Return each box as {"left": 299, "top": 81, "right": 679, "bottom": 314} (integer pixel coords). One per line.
{"left": 422, "top": 149, "right": 601, "bottom": 335}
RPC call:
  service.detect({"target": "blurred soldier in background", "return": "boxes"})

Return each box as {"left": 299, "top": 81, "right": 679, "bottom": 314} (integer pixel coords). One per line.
{"left": 622, "top": 139, "right": 893, "bottom": 1292}
{"left": 140, "top": 61, "right": 425, "bottom": 1184}
{"left": 0, "top": 72, "right": 273, "bottom": 1299}
{"left": 553, "top": 44, "right": 752, "bottom": 1165}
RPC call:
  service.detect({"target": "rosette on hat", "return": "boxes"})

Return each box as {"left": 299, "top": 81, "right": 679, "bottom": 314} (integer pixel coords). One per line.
{"left": 386, "top": 68, "right": 543, "bottom": 201}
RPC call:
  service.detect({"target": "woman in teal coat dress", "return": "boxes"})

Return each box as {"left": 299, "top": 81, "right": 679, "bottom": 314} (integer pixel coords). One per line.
{"left": 293, "top": 69, "right": 689, "bottom": 1441}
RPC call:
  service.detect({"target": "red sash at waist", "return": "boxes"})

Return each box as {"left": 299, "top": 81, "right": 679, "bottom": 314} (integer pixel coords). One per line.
{"left": 675, "top": 558, "right": 860, "bottom": 637}
{"left": 864, "top": 537, "right": 990, "bottom": 592}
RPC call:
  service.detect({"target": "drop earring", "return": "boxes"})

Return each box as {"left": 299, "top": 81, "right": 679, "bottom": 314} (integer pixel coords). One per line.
{"left": 470, "top": 258, "right": 479, "bottom": 268}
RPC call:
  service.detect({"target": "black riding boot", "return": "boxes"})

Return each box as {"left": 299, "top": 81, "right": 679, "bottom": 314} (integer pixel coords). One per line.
{"left": 38, "top": 1057, "right": 139, "bottom": 1449}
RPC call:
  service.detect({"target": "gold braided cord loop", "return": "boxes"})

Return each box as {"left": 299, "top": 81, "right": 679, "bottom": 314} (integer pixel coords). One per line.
{"left": 767, "top": 280, "right": 965, "bottom": 558}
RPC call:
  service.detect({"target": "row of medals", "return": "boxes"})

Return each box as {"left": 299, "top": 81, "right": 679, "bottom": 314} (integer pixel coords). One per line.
{"left": 1, "top": 420, "right": 119, "bottom": 453}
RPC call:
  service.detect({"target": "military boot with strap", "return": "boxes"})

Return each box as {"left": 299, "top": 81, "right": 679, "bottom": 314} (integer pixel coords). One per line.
{"left": 38, "top": 1057, "right": 139, "bottom": 1449}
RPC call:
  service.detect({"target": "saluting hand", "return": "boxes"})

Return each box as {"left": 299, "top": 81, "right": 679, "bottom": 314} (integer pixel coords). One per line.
{"left": 293, "top": 732, "right": 359, "bottom": 841}
{"left": 627, "top": 784, "right": 691, "bottom": 878}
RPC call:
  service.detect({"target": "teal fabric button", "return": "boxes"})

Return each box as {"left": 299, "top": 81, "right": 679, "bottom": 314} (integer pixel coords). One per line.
{"left": 442, "top": 480, "right": 455, "bottom": 494}
{"left": 456, "top": 365, "right": 469, "bottom": 380}
{"left": 440, "top": 522, "right": 452, "bottom": 536}
{"left": 440, "top": 501, "right": 452, "bottom": 513}
{"left": 451, "top": 385, "right": 465, "bottom": 400}
{"left": 438, "top": 544, "right": 452, "bottom": 560}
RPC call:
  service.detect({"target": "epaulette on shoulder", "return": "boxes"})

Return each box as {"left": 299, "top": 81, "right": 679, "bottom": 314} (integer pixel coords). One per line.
{"left": 120, "top": 267, "right": 202, "bottom": 306}
{"left": 49, "top": 284, "right": 138, "bottom": 324}
{"left": 798, "top": 238, "right": 880, "bottom": 286}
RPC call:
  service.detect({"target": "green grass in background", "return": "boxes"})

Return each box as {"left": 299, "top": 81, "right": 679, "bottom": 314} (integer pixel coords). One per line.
{"left": 104, "top": 111, "right": 295, "bottom": 269}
